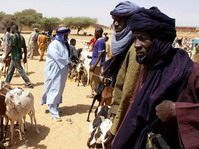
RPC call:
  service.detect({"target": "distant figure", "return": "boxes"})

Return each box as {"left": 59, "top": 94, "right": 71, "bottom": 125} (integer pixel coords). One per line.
{"left": 38, "top": 31, "right": 48, "bottom": 61}
{"left": 89, "top": 27, "right": 106, "bottom": 96}
{"left": 2, "top": 27, "right": 11, "bottom": 55}
{"left": 69, "top": 38, "right": 78, "bottom": 63}
{"left": 28, "top": 28, "right": 40, "bottom": 59}
{"left": 41, "top": 27, "right": 75, "bottom": 122}
{"left": 3, "top": 24, "right": 33, "bottom": 88}
{"left": 104, "top": 36, "right": 112, "bottom": 60}
{"left": 68, "top": 38, "right": 78, "bottom": 80}
{"left": 192, "top": 44, "right": 199, "bottom": 63}
{"left": 87, "top": 36, "right": 96, "bottom": 52}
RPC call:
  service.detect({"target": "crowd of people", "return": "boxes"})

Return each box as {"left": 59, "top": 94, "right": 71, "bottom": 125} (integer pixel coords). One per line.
{"left": 0, "top": 1, "right": 199, "bottom": 148}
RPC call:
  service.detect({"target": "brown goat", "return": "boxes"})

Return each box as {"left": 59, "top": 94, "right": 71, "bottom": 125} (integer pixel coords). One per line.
{"left": 0, "top": 83, "right": 11, "bottom": 141}
{"left": 100, "top": 86, "right": 114, "bottom": 106}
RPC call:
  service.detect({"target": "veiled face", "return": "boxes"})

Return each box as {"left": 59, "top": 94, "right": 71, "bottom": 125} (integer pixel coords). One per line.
{"left": 64, "top": 34, "right": 69, "bottom": 41}
{"left": 133, "top": 31, "right": 153, "bottom": 58}
{"left": 112, "top": 15, "right": 128, "bottom": 33}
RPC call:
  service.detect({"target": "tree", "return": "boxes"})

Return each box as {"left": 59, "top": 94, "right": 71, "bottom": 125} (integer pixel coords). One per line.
{"left": 63, "top": 17, "right": 97, "bottom": 34}
{"left": 0, "top": 15, "right": 16, "bottom": 31}
{"left": 14, "top": 9, "right": 42, "bottom": 30}
{"left": 40, "top": 17, "right": 62, "bottom": 31}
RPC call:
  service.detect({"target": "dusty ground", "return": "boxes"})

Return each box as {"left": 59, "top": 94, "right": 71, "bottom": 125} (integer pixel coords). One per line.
{"left": 0, "top": 28, "right": 198, "bottom": 149}
{"left": 0, "top": 32, "right": 103, "bottom": 149}
{"left": 3, "top": 55, "right": 97, "bottom": 149}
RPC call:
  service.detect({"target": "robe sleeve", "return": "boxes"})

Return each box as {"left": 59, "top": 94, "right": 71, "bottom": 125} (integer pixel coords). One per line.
{"left": 48, "top": 41, "right": 70, "bottom": 70}
{"left": 176, "top": 63, "right": 199, "bottom": 149}
{"left": 176, "top": 102, "right": 199, "bottom": 149}
{"left": 110, "top": 46, "right": 140, "bottom": 135}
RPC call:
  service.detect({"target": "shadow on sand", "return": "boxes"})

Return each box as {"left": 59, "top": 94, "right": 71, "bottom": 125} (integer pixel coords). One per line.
{"left": 59, "top": 104, "right": 97, "bottom": 117}
{"left": 6, "top": 123, "right": 50, "bottom": 149}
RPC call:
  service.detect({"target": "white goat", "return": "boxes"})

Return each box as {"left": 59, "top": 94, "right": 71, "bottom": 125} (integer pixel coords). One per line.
{"left": 80, "top": 50, "right": 92, "bottom": 85}
{"left": 88, "top": 105, "right": 112, "bottom": 149}
{"left": 5, "top": 88, "right": 40, "bottom": 145}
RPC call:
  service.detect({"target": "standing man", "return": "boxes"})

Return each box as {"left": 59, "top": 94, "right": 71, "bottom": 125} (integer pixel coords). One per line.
{"left": 102, "top": 2, "right": 141, "bottom": 148}
{"left": 112, "top": 7, "right": 199, "bottom": 149}
{"left": 41, "top": 27, "right": 73, "bottom": 122}
{"left": 89, "top": 27, "right": 106, "bottom": 96}
{"left": 28, "top": 28, "right": 40, "bottom": 59}
{"left": 2, "top": 27, "right": 10, "bottom": 55}
{"left": 3, "top": 24, "right": 33, "bottom": 88}
{"left": 38, "top": 31, "right": 48, "bottom": 61}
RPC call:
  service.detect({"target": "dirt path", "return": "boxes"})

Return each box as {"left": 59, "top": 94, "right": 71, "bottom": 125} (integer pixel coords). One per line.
{"left": 3, "top": 55, "right": 96, "bottom": 149}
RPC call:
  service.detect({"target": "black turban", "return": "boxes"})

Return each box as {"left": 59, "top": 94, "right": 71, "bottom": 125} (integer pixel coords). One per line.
{"left": 131, "top": 7, "right": 176, "bottom": 42}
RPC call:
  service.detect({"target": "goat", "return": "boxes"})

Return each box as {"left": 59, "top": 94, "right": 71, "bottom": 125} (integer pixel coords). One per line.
{"left": 87, "top": 105, "right": 112, "bottom": 149}
{"left": 76, "top": 61, "right": 87, "bottom": 87}
{"left": 0, "top": 82, "right": 11, "bottom": 142}
{"left": 79, "top": 50, "right": 92, "bottom": 85}
{"left": 87, "top": 78, "right": 113, "bottom": 122}
{"left": 87, "top": 82, "right": 105, "bottom": 122}
{"left": 5, "top": 88, "right": 40, "bottom": 146}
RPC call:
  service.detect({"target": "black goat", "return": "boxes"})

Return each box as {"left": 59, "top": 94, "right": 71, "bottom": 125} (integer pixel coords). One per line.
{"left": 87, "top": 82, "right": 105, "bottom": 122}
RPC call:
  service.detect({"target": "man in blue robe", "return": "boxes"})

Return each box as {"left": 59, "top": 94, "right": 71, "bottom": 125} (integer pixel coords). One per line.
{"left": 41, "top": 27, "right": 72, "bottom": 121}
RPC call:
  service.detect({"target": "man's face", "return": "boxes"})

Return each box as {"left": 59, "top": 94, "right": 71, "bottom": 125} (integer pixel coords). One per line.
{"left": 10, "top": 26, "right": 15, "bottom": 34}
{"left": 133, "top": 31, "right": 153, "bottom": 58}
{"left": 94, "top": 30, "right": 101, "bottom": 39}
{"left": 64, "top": 34, "right": 69, "bottom": 41}
{"left": 112, "top": 16, "right": 128, "bottom": 33}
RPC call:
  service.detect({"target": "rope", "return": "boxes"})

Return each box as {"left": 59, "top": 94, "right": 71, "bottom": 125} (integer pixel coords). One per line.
{"left": 0, "top": 93, "right": 5, "bottom": 97}
{"left": 2, "top": 85, "right": 11, "bottom": 91}
{"left": 91, "top": 73, "right": 112, "bottom": 81}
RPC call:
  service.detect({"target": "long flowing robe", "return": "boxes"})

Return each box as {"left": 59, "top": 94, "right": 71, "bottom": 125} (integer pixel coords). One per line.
{"left": 41, "top": 40, "right": 70, "bottom": 105}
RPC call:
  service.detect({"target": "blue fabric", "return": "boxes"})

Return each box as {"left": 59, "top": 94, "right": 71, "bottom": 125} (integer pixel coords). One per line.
{"left": 48, "top": 104, "right": 60, "bottom": 117}
{"left": 110, "top": 1, "right": 140, "bottom": 17}
{"left": 102, "top": 1, "right": 140, "bottom": 82}
{"left": 91, "top": 38, "right": 106, "bottom": 65}
{"left": 112, "top": 7, "right": 194, "bottom": 149}
{"left": 41, "top": 40, "right": 69, "bottom": 105}
{"left": 111, "top": 1, "right": 140, "bottom": 55}
{"left": 5, "top": 59, "right": 30, "bottom": 84}
{"left": 55, "top": 27, "right": 71, "bottom": 44}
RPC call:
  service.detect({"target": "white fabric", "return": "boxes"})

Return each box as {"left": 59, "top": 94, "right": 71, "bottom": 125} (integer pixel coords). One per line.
{"left": 41, "top": 40, "right": 70, "bottom": 105}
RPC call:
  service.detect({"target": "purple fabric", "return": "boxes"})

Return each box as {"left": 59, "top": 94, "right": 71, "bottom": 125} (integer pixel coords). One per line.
{"left": 131, "top": 7, "right": 176, "bottom": 42}
{"left": 112, "top": 7, "right": 193, "bottom": 149}
{"left": 55, "top": 27, "right": 71, "bottom": 44}
{"left": 112, "top": 39, "right": 193, "bottom": 149}
{"left": 91, "top": 38, "right": 106, "bottom": 65}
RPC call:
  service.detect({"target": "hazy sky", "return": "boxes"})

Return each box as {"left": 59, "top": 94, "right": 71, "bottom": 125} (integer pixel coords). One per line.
{"left": 1, "top": 0, "right": 199, "bottom": 27}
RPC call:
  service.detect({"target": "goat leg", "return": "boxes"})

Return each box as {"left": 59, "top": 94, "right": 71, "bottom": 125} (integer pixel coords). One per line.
{"left": 87, "top": 96, "right": 97, "bottom": 122}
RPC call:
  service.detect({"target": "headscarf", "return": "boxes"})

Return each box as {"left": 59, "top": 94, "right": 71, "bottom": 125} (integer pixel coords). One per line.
{"left": 102, "top": 1, "right": 140, "bottom": 85}
{"left": 112, "top": 7, "right": 193, "bottom": 149}
{"left": 55, "top": 27, "right": 71, "bottom": 44}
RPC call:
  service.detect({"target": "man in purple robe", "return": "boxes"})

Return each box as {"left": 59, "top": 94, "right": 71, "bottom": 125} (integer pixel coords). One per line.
{"left": 112, "top": 7, "right": 199, "bottom": 149}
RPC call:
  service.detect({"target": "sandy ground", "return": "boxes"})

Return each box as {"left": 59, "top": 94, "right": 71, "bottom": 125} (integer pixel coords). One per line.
{"left": 1, "top": 29, "right": 198, "bottom": 149}
{"left": 3, "top": 55, "right": 97, "bottom": 149}
{"left": 0, "top": 32, "right": 102, "bottom": 149}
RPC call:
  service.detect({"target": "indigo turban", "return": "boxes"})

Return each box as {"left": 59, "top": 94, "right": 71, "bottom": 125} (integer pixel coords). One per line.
{"left": 131, "top": 7, "right": 176, "bottom": 42}
{"left": 56, "top": 27, "right": 71, "bottom": 44}
{"left": 110, "top": 1, "right": 140, "bottom": 17}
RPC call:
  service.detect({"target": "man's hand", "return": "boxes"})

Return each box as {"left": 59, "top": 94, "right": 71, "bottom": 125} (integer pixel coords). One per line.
{"left": 104, "top": 130, "right": 114, "bottom": 149}
{"left": 155, "top": 100, "right": 176, "bottom": 122}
